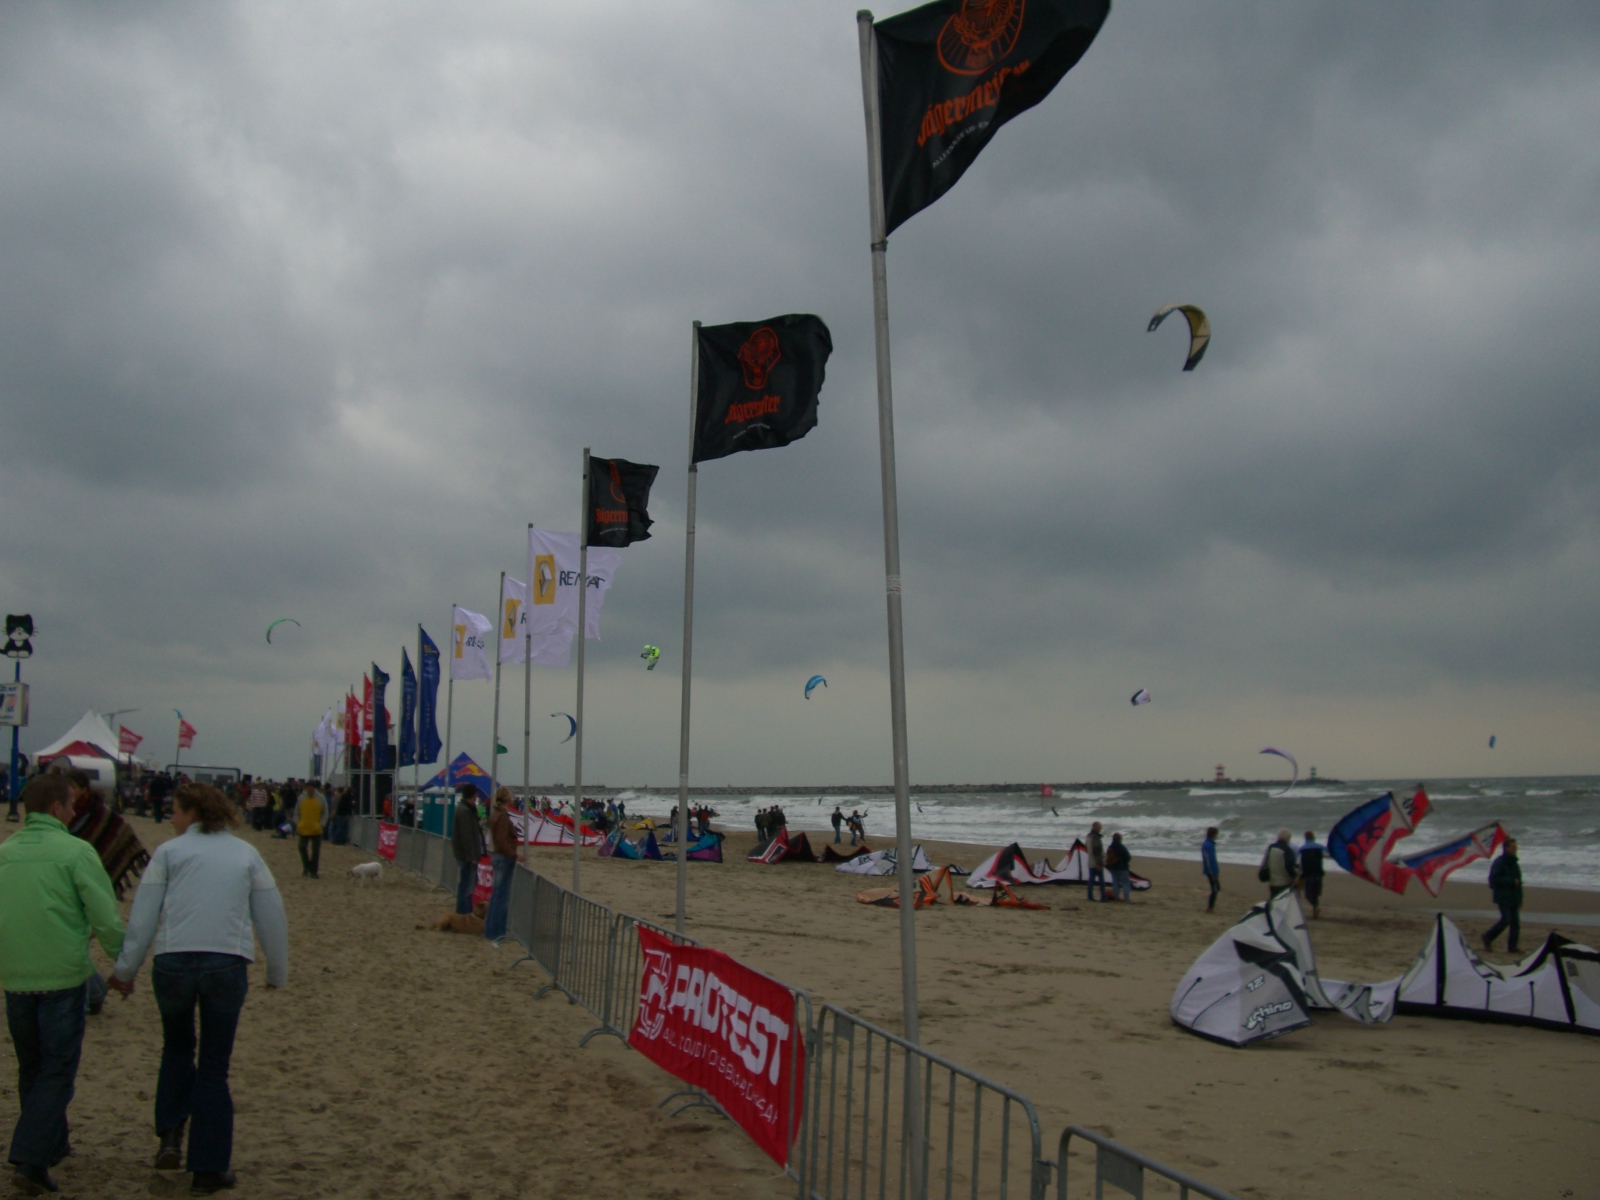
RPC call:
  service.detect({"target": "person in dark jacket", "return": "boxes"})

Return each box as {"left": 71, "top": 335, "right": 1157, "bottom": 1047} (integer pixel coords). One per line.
{"left": 1201, "top": 827, "right": 1220, "bottom": 912}
{"left": 1483, "top": 838, "right": 1522, "bottom": 954}
{"left": 1105, "top": 832, "right": 1133, "bottom": 901}
{"left": 450, "top": 788, "right": 485, "bottom": 915}
{"left": 1298, "top": 831, "right": 1326, "bottom": 919}
{"left": 830, "top": 806, "right": 843, "bottom": 844}
{"left": 1086, "top": 822, "right": 1106, "bottom": 902}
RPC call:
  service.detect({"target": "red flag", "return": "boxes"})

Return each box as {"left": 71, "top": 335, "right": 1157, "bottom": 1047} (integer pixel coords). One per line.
{"left": 362, "top": 675, "right": 373, "bottom": 733}
{"left": 118, "top": 727, "right": 144, "bottom": 755}
{"left": 344, "top": 693, "right": 360, "bottom": 747}
{"left": 177, "top": 719, "right": 197, "bottom": 750}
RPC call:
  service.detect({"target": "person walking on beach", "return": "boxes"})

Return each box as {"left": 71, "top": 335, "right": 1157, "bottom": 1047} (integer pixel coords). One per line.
{"left": 1201, "top": 827, "right": 1220, "bottom": 912}
{"left": 294, "top": 783, "right": 327, "bottom": 879}
{"left": 847, "top": 810, "right": 865, "bottom": 846}
{"left": 1298, "top": 830, "right": 1326, "bottom": 919}
{"left": 831, "top": 806, "right": 843, "bottom": 844}
{"left": 450, "top": 787, "right": 485, "bottom": 916}
{"left": 1261, "top": 828, "right": 1298, "bottom": 898}
{"left": 0, "top": 775, "right": 125, "bottom": 1196}
{"left": 1086, "top": 822, "right": 1106, "bottom": 902}
{"left": 244, "top": 782, "right": 268, "bottom": 832}
{"left": 108, "top": 782, "right": 288, "bottom": 1195}
{"left": 1105, "top": 832, "right": 1133, "bottom": 902}
{"left": 1483, "top": 838, "right": 1522, "bottom": 955}
{"left": 482, "top": 788, "right": 524, "bottom": 945}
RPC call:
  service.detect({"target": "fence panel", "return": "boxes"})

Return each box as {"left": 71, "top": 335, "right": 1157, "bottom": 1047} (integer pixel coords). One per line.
{"left": 551, "top": 888, "right": 616, "bottom": 1022}
{"left": 438, "top": 847, "right": 460, "bottom": 901}
{"left": 802, "top": 1004, "right": 1047, "bottom": 1200}
{"left": 349, "top": 816, "right": 376, "bottom": 852}
{"left": 420, "top": 832, "right": 445, "bottom": 887}
{"left": 602, "top": 914, "right": 700, "bottom": 1044}
{"left": 1053, "top": 1127, "right": 1238, "bottom": 1200}
{"left": 394, "top": 826, "right": 418, "bottom": 875}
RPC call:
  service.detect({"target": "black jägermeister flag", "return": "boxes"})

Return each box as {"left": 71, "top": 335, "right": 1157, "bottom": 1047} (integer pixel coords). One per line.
{"left": 875, "top": 0, "right": 1110, "bottom": 235}
{"left": 587, "top": 457, "right": 659, "bottom": 547}
{"left": 694, "top": 314, "right": 833, "bottom": 464}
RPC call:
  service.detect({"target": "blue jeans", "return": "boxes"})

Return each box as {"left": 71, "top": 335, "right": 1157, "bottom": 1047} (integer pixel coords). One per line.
{"left": 1484, "top": 902, "right": 1520, "bottom": 952}
{"left": 5, "top": 984, "right": 86, "bottom": 1169}
{"left": 483, "top": 854, "right": 516, "bottom": 941}
{"left": 454, "top": 858, "right": 476, "bottom": 914}
{"left": 152, "top": 952, "right": 249, "bottom": 1174}
{"left": 1111, "top": 868, "right": 1131, "bottom": 901}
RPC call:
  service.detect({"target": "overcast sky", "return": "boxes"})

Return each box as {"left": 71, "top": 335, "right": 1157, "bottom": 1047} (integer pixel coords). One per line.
{"left": 3, "top": 1, "right": 1597, "bottom": 786}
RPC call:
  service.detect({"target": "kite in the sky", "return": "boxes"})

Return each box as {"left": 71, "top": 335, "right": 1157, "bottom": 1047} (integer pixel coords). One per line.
{"left": 640, "top": 645, "right": 660, "bottom": 671}
{"left": 265, "top": 618, "right": 300, "bottom": 644}
{"left": 1148, "top": 304, "right": 1211, "bottom": 371}
{"left": 1488, "top": 735, "right": 1497, "bottom": 749}
{"left": 804, "top": 675, "right": 827, "bottom": 699}
{"left": 1259, "top": 746, "right": 1299, "bottom": 796}
{"left": 1131, "top": 688, "right": 1152, "bottom": 706}
{"left": 551, "top": 712, "right": 576, "bottom": 743}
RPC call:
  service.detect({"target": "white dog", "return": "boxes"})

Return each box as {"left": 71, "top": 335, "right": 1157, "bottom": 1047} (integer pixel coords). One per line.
{"left": 348, "top": 861, "right": 383, "bottom": 886}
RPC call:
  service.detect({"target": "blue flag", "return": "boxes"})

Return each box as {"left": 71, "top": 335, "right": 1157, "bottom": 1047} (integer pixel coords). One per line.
{"left": 398, "top": 648, "right": 418, "bottom": 768}
{"left": 417, "top": 627, "right": 442, "bottom": 765}
{"left": 371, "top": 663, "right": 393, "bottom": 771}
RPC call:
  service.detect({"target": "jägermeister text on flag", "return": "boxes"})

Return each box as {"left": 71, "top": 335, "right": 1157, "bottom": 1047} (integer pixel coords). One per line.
{"left": 875, "top": 0, "right": 1109, "bottom": 235}
{"left": 694, "top": 315, "right": 833, "bottom": 464}
{"left": 587, "top": 458, "right": 659, "bottom": 548}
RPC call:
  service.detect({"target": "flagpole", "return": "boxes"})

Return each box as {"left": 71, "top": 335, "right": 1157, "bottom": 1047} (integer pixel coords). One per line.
{"left": 572, "top": 448, "right": 591, "bottom": 893}
{"left": 444, "top": 607, "right": 455, "bottom": 805}
{"left": 491, "top": 572, "right": 505, "bottom": 802}
{"left": 674, "top": 323, "right": 701, "bottom": 937}
{"left": 414, "top": 627, "right": 422, "bottom": 808}
{"left": 523, "top": 527, "right": 533, "bottom": 814}
{"left": 859, "top": 12, "right": 925, "bottom": 1190}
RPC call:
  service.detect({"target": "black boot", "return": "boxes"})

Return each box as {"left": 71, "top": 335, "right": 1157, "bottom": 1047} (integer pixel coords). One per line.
{"left": 155, "top": 1123, "right": 185, "bottom": 1170}
{"left": 190, "top": 1170, "right": 236, "bottom": 1194}
{"left": 11, "top": 1164, "right": 59, "bottom": 1195}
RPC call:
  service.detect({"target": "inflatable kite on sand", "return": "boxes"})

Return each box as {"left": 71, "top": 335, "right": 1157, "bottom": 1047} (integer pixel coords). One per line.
{"left": 966, "top": 841, "right": 1151, "bottom": 891}
{"left": 1172, "top": 891, "right": 1600, "bottom": 1045}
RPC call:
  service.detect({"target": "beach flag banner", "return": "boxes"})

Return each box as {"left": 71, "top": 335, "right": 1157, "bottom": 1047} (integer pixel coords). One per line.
{"left": 586, "top": 457, "right": 659, "bottom": 548}
{"left": 450, "top": 606, "right": 493, "bottom": 682}
{"left": 371, "top": 663, "right": 392, "bottom": 770}
{"left": 873, "top": 0, "right": 1110, "bottom": 235}
{"left": 499, "top": 576, "right": 529, "bottom": 664}
{"left": 377, "top": 822, "right": 398, "bottom": 861}
{"left": 362, "top": 674, "right": 373, "bottom": 733}
{"left": 398, "top": 649, "right": 418, "bottom": 768}
{"left": 524, "top": 530, "right": 622, "bottom": 642}
{"left": 176, "top": 719, "right": 197, "bottom": 750}
{"left": 4, "top": 615, "right": 33, "bottom": 659}
{"left": 473, "top": 856, "right": 494, "bottom": 907}
{"left": 343, "top": 693, "right": 360, "bottom": 747}
{"left": 417, "top": 627, "right": 442, "bottom": 764}
{"left": 628, "top": 927, "right": 804, "bottom": 1165}
{"left": 117, "top": 727, "right": 143, "bottom": 756}
{"left": 693, "top": 316, "right": 833, "bottom": 463}
{"left": 421, "top": 751, "right": 493, "bottom": 795}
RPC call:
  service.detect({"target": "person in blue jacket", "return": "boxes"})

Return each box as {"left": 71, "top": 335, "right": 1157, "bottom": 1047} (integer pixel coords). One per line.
{"left": 1200, "top": 827, "right": 1220, "bottom": 912}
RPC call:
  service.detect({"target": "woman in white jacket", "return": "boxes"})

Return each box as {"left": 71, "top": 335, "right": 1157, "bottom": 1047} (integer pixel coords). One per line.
{"left": 109, "top": 783, "right": 288, "bottom": 1196}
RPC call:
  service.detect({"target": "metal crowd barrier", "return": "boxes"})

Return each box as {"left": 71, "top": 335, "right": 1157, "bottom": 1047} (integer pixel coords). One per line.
{"left": 1053, "top": 1127, "right": 1239, "bottom": 1200}
{"left": 801, "top": 1004, "right": 1047, "bottom": 1200}
{"left": 334, "top": 820, "right": 1238, "bottom": 1200}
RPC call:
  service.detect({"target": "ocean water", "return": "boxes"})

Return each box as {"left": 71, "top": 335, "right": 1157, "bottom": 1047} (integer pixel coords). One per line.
{"left": 604, "top": 777, "right": 1600, "bottom": 891}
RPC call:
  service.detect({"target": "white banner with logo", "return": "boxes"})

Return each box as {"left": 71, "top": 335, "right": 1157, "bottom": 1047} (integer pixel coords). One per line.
{"left": 525, "top": 529, "right": 622, "bottom": 642}
{"left": 450, "top": 606, "right": 493, "bottom": 682}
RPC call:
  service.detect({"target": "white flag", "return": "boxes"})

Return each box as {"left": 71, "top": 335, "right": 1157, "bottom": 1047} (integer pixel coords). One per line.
{"left": 528, "top": 631, "right": 574, "bottom": 669}
{"left": 499, "top": 576, "right": 529, "bottom": 664}
{"left": 313, "top": 707, "right": 337, "bottom": 760}
{"left": 525, "top": 529, "right": 622, "bottom": 641}
{"left": 450, "top": 606, "right": 493, "bottom": 682}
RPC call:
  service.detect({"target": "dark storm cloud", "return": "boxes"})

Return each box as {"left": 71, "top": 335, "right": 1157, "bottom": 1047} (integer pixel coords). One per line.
{"left": 1, "top": 1, "right": 1596, "bottom": 779}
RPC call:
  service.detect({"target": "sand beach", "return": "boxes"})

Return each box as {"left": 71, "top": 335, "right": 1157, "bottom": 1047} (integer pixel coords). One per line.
{"left": 3, "top": 815, "right": 1596, "bottom": 1199}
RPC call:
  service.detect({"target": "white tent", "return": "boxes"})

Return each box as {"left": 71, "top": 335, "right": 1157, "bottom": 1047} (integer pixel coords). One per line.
{"left": 1395, "top": 916, "right": 1600, "bottom": 1034}
{"left": 1171, "top": 891, "right": 1398, "bottom": 1046}
{"left": 33, "top": 710, "right": 140, "bottom": 766}
{"left": 834, "top": 844, "right": 938, "bottom": 876}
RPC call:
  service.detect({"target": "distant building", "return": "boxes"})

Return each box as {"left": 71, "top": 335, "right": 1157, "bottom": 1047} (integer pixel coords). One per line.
{"left": 1214, "top": 764, "right": 1225, "bottom": 783}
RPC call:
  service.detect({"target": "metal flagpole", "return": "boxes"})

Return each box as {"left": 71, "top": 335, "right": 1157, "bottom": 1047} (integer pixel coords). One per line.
{"left": 414, "top": 627, "right": 422, "bottom": 810}
{"left": 444, "top": 607, "right": 456, "bottom": 805}
{"left": 572, "top": 449, "right": 591, "bottom": 893}
{"left": 858, "top": 10, "right": 924, "bottom": 1191}
{"left": 674, "top": 323, "right": 701, "bottom": 936}
{"left": 491, "top": 572, "right": 505, "bottom": 802}
{"left": 523, "top": 527, "right": 533, "bottom": 819}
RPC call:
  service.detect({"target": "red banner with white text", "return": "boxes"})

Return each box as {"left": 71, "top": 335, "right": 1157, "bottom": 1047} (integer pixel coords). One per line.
{"left": 628, "top": 927, "right": 803, "bottom": 1165}
{"left": 377, "top": 822, "right": 397, "bottom": 861}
